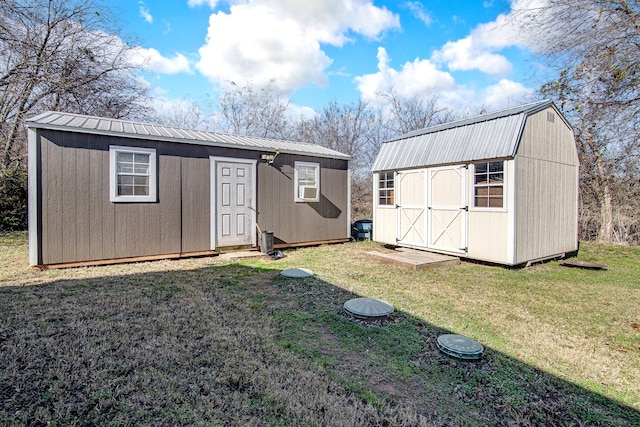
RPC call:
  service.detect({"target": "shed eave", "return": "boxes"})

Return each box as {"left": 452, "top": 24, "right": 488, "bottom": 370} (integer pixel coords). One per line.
{"left": 26, "top": 113, "right": 352, "bottom": 161}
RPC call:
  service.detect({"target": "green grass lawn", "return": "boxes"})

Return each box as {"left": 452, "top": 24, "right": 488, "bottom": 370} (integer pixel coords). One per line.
{"left": 1, "top": 232, "right": 639, "bottom": 425}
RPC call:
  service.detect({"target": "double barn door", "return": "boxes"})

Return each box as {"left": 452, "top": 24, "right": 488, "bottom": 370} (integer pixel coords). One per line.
{"left": 395, "top": 166, "right": 467, "bottom": 254}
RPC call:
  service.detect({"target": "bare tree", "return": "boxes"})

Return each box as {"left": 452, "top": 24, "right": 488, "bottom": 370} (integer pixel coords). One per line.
{"left": 0, "top": 0, "right": 150, "bottom": 172}
{"left": 296, "top": 100, "right": 375, "bottom": 172}
{"left": 376, "top": 90, "right": 456, "bottom": 137}
{"left": 532, "top": 0, "right": 640, "bottom": 244}
{"left": 215, "top": 81, "right": 293, "bottom": 140}
{"left": 150, "top": 98, "right": 210, "bottom": 130}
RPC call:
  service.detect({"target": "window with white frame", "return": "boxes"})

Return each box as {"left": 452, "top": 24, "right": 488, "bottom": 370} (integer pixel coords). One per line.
{"left": 473, "top": 161, "right": 504, "bottom": 208}
{"left": 378, "top": 172, "right": 394, "bottom": 206}
{"left": 110, "top": 146, "right": 157, "bottom": 202}
{"left": 294, "top": 161, "right": 320, "bottom": 202}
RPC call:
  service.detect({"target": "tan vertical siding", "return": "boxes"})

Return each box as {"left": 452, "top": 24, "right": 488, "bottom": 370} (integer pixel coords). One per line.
{"left": 41, "top": 135, "right": 63, "bottom": 264}
{"left": 514, "top": 107, "right": 579, "bottom": 263}
{"left": 36, "top": 130, "right": 348, "bottom": 265}
{"left": 256, "top": 154, "right": 349, "bottom": 244}
{"left": 181, "top": 156, "right": 210, "bottom": 252}
{"left": 158, "top": 154, "right": 182, "bottom": 254}
{"left": 88, "top": 137, "right": 106, "bottom": 260}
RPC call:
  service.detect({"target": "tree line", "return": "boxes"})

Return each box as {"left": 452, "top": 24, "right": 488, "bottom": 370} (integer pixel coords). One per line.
{"left": 1, "top": 0, "right": 638, "bottom": 245}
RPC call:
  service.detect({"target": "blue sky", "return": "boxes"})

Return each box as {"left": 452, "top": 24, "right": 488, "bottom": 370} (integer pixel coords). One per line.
{"left": 111, "top": 0, "right": 548, "bottom": 117}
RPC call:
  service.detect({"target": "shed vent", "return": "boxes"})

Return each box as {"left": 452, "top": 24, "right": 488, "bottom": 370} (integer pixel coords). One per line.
{"left": 547, "top": 111, "right": 555, "bottom": 123}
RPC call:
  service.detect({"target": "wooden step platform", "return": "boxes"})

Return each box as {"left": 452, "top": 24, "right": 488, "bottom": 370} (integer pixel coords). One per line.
{"left": 221, "top": 250, "right": 266, "bottom": 260}
{"left": 366, "top": 248, "right": 459, "bottom": 270}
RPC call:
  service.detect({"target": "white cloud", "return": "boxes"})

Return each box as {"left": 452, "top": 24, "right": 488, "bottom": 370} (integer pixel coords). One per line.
{"left": 434, "top": 36, "right": 513, "bottom": 75}
{"left": 480, "top": 79, "right": 535, "bottom": 110}
{"left": 187, "top": 0, "right": 220, "bottom": 8}
{"left": 405, "top": 1, "right": 432, "bottom": 26}
{"left": 432, "top": 0, "right": 552, "bottom": 76}
{"left": 355, "top": 47, "right": 456, "bottom": 102}
{"left": 138, "top": 2, "right": 153, "bottom": 24}
{"left": 195, "top": 0, "right": 399, "bottom": 92}
{"left": 128, "top": 47, "right": 192, "bottom": 74}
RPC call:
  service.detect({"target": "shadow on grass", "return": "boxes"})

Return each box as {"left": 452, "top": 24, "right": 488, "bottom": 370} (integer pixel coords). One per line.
{"left": 0, "top": 263, "right": 638, "bottom": 426}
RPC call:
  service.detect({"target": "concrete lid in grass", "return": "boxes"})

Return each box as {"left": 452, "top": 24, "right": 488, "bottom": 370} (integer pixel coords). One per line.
{"left": 343, "top": 297, "right": 394, "bottom": 318}
{"left": 280, "top": 268, "right": 315, "bottom": 278}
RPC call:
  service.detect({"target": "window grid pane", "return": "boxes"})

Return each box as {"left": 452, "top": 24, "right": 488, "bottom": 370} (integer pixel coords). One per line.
{"left": 116, "top": 151, "right": 151, "bottom": 197}
{"left": 378, "top": 172, "right": 394, "bottom": 205}
{"left": 473, "top": 161, "right": 503, "bottom": 208}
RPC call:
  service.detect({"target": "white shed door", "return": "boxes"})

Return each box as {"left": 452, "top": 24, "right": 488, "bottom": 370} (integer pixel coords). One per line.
{"left": 212, "top": 159, "right": 256, "bottom": 248}
{"left": 427, "top": 166, "right": 468, "bottom": 254}
{"left": 396, "top": 169, "right": 427, "bottom": 247}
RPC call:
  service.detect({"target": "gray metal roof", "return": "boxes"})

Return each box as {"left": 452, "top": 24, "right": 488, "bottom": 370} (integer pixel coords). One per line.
{"left": 26, "top": 111, "right": 351, "bottom": 160}
{"left": 372, "top": 100, "right": 560, "bottom": 172}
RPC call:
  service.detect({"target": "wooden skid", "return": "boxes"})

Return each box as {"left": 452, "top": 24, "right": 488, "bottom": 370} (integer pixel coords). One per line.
{"left": 366, "top": 249, "right": 459, "bottom": 270}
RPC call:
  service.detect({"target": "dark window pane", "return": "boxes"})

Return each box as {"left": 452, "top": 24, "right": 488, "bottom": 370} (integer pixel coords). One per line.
{"left": 133, "top": 153, "right": 149, "bottom": 164}
{"left": 475, "top": 196, "right": 488, "bottom": 207}
{"left": 133, "top": 185, "right": 149, "bottom": 196}
{"left": 118, "top": 175, "right": 133, "bottom": 185}
{"left": 489, "top": 161, "right": 503, "bottom": 172}
{"left": 488, "top": 196, "right": 503, "bottom": 208}
{"left": 133, "top": 176, "right": 148, "bottom": 186}
{"left": 489, "top": 186, "right": 503, "bottom": 197}
{"left": 117, "top": 152, "right": 133, "bottom": 162}
{"left": 475, "top": 187, "right": 489, "bottom": 197}
{"left": 118, "top": 185, "right": 133, "bottom": 196}
{"left": 475, "top": 174, "right": 489, "bottom": 184}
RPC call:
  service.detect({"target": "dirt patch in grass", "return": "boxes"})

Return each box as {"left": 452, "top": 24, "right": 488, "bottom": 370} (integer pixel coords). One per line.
{"left": 1, "top": 234, "right": 639, "bottom": 425}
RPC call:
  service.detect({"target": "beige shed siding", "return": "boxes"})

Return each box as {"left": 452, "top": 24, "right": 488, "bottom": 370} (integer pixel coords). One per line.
{"left": 372, "top": 173, "right": 397, "bottom": 244}
{"left": 514, "top": 107, "right": 579, "bottom": 264}
{"left": 373, "top": 207, "right": 397, "bottom": 244}
{"left": 467, "top": 211, "right": 509, "bottom": 264}
{"left": 517, "top": 109, "right": 578, "bottom": 165}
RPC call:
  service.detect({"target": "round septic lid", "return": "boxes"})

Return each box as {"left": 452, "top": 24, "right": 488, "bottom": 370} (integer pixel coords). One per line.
{"left": 344, "top": 297, "right": 394, "bottom": 318}
{"left": 280, "top": 268, "right": 315, "bottom": 278}
{"left": 437, "top": 334, "right": 484, "bottom": 360}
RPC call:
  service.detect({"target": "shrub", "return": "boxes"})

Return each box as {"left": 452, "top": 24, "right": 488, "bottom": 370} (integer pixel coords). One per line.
{"left": 0, "top": 168, "right": 28, "bottom": 232}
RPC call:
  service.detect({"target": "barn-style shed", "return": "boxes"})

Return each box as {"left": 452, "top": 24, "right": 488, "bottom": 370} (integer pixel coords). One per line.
{"left": 27, "top": 111, "right": 351, "bottom": 267}
{"left": 371, "top": 100, "right": 579, "bottom": 266}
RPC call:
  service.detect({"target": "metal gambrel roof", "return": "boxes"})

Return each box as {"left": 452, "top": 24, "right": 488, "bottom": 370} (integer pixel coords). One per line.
{"left": 26, "top": 111, "right": 352, "bottom": 160}
{"left": 372, "top": 100, "right": 560, "bottom": 172}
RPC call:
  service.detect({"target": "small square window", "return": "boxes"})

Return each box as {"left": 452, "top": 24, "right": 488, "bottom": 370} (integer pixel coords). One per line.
{"left": 473, "top": 161, "right": 504, "bottom": 208}
{"left": 110, "top": 146, "right": 157, "bottom": 203}
{"left": 377, "top": 172, "right": 394, "bottom": 206}
{"left": 294, "top": 161, "right": 320, "bottom": 202}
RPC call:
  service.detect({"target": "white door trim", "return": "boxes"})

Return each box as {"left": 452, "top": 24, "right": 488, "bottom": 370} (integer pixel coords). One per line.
{"left": 210, "top": 156, "right": 257, "bottom": 250}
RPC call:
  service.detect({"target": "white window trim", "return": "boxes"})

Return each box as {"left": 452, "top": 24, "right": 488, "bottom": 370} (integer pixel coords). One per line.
{"left": 470, "top": 160, "right": 506, "bottom": 212}
{"left": 294, "top": 161, "right": 320, "bottom": 202}
{"left": 376, "top": 171, "right": 396, "bottom": 208}
{"left": 109, "top": 145, "right": 157, "bottom": 203}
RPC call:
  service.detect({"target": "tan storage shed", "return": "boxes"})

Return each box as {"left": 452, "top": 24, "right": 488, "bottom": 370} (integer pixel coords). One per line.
{"left": 27, "top": 111, "right": 351, "bottom": 267}
{"left": 371, "top": 100, "right": 579, "bottom": 266}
